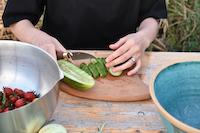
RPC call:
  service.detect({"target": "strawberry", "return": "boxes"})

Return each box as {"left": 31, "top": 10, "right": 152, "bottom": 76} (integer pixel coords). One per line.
{"left": 3, "top": 87, "right": 14, "bottom": 97}
{"left": 15, "top": 99, "right": 25, "bottom": 108}
{"left": 14, "top": 88, "right": 25, "bottom": 98}
{"left": 4, "top": 100, "right": 10, "bottom": 108}
{"left": 24, "top": 92, "right": 36, "bottom": 102}
{"left": 9, "top": 95, "right": 18, "bottom": 104}
{"left": 3, "top": 107, "right": 9, "bottom": 112}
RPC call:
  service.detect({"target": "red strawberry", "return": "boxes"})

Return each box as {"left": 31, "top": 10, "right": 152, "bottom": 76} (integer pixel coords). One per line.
{"left": 14, "top": 88, "right": 25, "bottom": 98}
{"left": 15, "top": 99, "right": 25, "bottom": 108}
{"left": 4, "top": 100, "right": 10, "bottom": 108}
{"left": 9, "top": 95, "right": 18, "bottom": 104}
{"left": 24, "top": 92, "right": 36, "bottom": 102}
{"left": 3, "top": 107, "right": 9, "bottom": 112}
{"left": 3, "top": 87, "right": 13, "bottom": 97}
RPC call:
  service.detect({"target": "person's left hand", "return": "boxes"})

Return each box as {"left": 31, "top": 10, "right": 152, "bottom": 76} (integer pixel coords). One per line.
{"left": 105, "top": 33, "right": 150, "bottom": 76}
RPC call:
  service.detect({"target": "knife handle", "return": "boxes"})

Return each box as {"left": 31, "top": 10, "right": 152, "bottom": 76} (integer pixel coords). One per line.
{"left": 56, "top": 51, "right": 74, "bottom": 64}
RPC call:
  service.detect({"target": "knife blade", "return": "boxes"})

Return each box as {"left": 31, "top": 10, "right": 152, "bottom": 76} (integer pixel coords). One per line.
{"left": 57, "top": 51, "right": 95, "bottom": 60}
{"left": 70, "top": 52, "right": 96, "bottom": 60}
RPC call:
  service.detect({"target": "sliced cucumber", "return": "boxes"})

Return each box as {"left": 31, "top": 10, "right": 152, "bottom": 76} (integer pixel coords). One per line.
{"left": 58, "top": 60, "right": 95, "bottom": 91}
{"left": 95, "top": 59, "right": 108, "bottom": 77}
{"left": 88, "top": 63, "right": 100, "bottom": 79}
{"left": 39, "top": 124, "right": 67, "bottom": 133}
{"left": 80, "top": 63, "right": 87, "bottom": 69}
{"left": 108, "top": 67, "right": 123, "bottom": 77}
{"left": 100, "top": 58, "right": 106, "bottom": 64}
{"left": 96, "top": 58, "right": 107, "bottom": 68}
{"left": 90, "top": 58, "right": 97, "bottom": 64}
{"left": 80, "top": 63, "right": 92, "bottom": 76}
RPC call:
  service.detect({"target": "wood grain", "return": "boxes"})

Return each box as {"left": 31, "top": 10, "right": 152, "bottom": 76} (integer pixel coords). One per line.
{"left": 60, "top": 73, "right": 150, "bottom": 102}
{"left": 52, "top": 52, "right": 200, "bottom": 133}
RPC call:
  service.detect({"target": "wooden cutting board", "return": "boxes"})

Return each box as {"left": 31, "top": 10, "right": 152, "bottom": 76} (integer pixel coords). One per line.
{"left": 59, "top": 51, "right": 150, "bottom": 102}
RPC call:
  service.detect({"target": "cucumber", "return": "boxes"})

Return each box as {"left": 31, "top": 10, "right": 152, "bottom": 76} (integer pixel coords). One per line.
{"left": 90, "top": 58, "right": 97, "bottom": 64}
{"left": 88, "top": 63, "right": 100, "bottom": 79}
{"left": 95, "top": 59, "right": 108, "bottom": 77}
{"left": 100, "top": 58, "right": 106, "bottom": 64}
{"left": 80, "top": 63, "right": 92, "bottom": 76}
{"left": 58, "top": 59, "right": 95, "bottom": 91}
{"left": 96, "top": 58, "right": 107, "bottom": 71}
{"left": 39, "top": 124, "right": 67, "bottom": 133}
{"left": 80, "top": 63, "right": 86, "bottom": 69}
{"left": 108, "top": 67, "right": 123, "bottom": 77}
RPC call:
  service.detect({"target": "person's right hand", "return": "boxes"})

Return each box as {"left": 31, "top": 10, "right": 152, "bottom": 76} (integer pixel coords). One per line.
{"left": 29, "top": 30, "right": 67, "bottom": 59}
{"left": 10, "top": 19, "right": 67, "bottom": 60}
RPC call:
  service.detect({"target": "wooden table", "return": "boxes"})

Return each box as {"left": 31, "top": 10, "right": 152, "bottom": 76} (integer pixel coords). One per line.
{"left": 52, "top": 52, "right": 200, "bottom": 133}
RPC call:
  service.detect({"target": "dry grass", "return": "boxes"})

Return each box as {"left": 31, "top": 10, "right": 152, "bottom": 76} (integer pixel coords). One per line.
{"left": 165, "top": 0, "right": 200, "bottom": 52}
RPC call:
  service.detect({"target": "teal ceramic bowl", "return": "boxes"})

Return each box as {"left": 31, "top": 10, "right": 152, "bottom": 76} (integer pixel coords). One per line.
{"left": 150, "top": 61, "right": 200, "bottom": 133}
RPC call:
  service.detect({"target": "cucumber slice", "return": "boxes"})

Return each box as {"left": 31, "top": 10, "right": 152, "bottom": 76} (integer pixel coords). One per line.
{"left": 80, "top": 63, "right": 92, "bottom": 76}
{"left": 95, "top": 60, "right": 108, "bottom": 77}
{"left": 100, "top": 58, "right": 106, "bottom": 64}
{"left": 39, "top": 124, "right": 67, "bottom": 133}
{"left": 80, "top": 63, "right": 87, "bottom": 69}
{"left": 108, "top": 67, "right": 123, "bottom": 77}
{"left": 88, "top": 63, "right": 100, "bottom": 79}
{"left": 90, "top": 58, "right": 97, "bottom": 64}
{"left": 58, "top": 59, "right": 95, "bottom": 91}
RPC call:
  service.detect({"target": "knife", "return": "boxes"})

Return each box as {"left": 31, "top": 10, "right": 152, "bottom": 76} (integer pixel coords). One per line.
{"left": 57, "top": 51, "right": 95, "bottom": 60}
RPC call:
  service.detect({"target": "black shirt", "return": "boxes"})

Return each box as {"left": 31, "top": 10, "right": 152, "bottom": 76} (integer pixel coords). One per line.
{"left": 3, "top": 0, "right": 167, "bottom": 49}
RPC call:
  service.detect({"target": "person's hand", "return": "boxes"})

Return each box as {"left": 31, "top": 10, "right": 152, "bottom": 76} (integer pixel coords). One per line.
{"left": 105, "top": 32, "right": 150, "bottom": 76}
{"left": 10, "top": 19, "right": 67, "bottom": 60}
{"left": 30, "top": 32, "right": 67, "bottom": 59}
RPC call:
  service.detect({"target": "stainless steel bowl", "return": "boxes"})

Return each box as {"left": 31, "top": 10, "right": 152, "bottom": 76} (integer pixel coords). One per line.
{"left": 0, "top": 40, "right": 63, "bottom": 133}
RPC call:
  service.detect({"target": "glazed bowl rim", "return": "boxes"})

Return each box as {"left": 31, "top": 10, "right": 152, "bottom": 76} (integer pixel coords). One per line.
{"left": 150, "top": 61, "right": 200, "bottom": 133}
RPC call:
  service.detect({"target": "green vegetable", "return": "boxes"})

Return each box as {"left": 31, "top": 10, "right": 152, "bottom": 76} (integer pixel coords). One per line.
{"left": 88, "top": 63, "right": 100, "bottom": 79}
{"left": 108, "top": 67, "right": 122, "bottom": 77}
{"left": 39, "top": 124, "right": 67, "bottom": 133}
{"left": 79, "top": 57, "right": 124, "bottom": 78}
{"left": 58, "top": 60, "right": 95, "bottom": 91}
{"left": 100, "top": 58, "right": 106, "bottom": 65}
{"left": 90, "top": 58, "right": 97, "bottom": 64}
{"left": 95, "top": 59, "right": 108, "bottom": 77}
{"left": 80, "top": 63, "right": 92, "bottom": 76}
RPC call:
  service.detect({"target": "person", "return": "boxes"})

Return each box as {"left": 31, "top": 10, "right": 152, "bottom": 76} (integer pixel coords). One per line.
{"left": 2, "top": 0, "right": 167, "bottom": 76}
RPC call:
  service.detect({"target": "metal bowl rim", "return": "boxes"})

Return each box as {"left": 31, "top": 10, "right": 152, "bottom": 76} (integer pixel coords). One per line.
{"left": 0, "top": 40, "right": 62, "bottom": 115}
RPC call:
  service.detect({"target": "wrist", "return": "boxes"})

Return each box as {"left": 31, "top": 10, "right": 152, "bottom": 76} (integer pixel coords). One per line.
{"left": 136, "top": 30, "right": 152, "bottom": 50}
{"left": 137, "top": 18, "right": 159, "bottom": 50}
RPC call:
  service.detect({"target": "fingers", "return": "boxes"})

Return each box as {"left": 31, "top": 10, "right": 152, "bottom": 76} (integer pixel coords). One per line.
{"left": 109, "top": 37, "right": 127, "bottom": 50}
{"left": 106, "top": 38, "right": 140, "bottom": 68}
{"left": 56, "top": 51, "right": 64, "bottom": 60}
{"left": 53, "top": 38, "right": 67, "bottom": 52}
{"left": 106, "top": 48, "right": 133, "bottom": 68}
{"left": 52, "top": 38, "right": 68, "bottom": 59}
{"left": 111, "top": 57, "right": 135, "bottom": 72}
{"left": 106, "top": 41, "right": 131, "bottom": 64}
{"left": 127, "top": 59, "right": 142, "bottom": 76}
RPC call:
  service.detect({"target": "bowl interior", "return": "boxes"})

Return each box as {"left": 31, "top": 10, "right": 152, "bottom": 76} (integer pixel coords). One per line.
{"left": 0, "top": 41, "right": 61, "bottom": 96}
{"left": 154, "top": 61, "right": 200, "bottom": 129}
